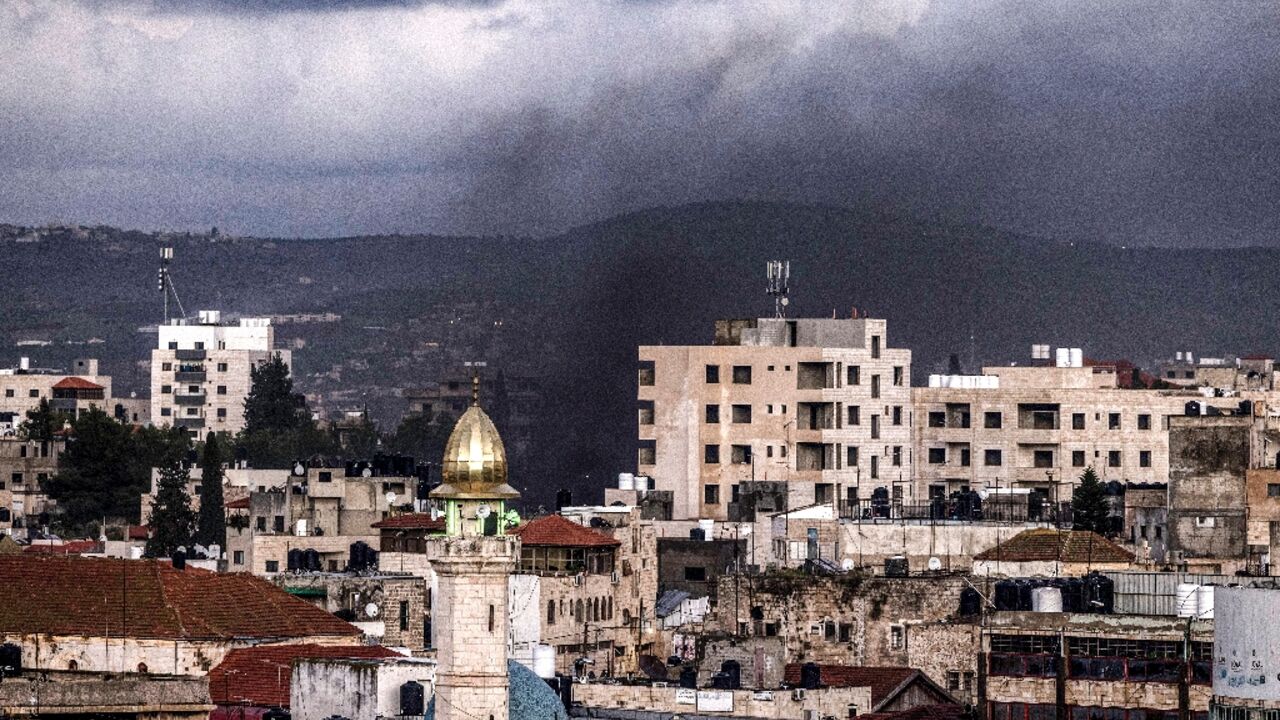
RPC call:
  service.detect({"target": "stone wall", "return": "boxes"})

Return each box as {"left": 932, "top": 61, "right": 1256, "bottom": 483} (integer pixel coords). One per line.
{"left": 572, "top": 682, "right": 871, "bottom": 719}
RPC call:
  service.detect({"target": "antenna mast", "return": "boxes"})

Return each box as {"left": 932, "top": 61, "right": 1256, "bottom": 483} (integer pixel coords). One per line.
{"left": 157, "top": 246, "right": 187, "bottom": 323}
{"left": 766, "top": 260, "right": 791, "bottom": 318}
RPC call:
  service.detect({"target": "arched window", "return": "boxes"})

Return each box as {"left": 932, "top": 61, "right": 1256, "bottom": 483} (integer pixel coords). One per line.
{"left": 547, "top": 600, "right": 556, "bottom": 625}
{"left": 137, "top": 662, "right": 149, "bottom": 674}
{"left": 575, "top": 599, "right": 584, "bottom": 622}
{"left": 68, "top": 660, "right": 78, "bottom": 671}
{"left": 607, "top": 597, "right": 613, "bottom": 620}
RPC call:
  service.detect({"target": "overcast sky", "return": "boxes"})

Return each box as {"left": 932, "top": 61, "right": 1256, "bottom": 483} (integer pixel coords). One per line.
{"left": 2, "top": 0, "right": 1278, "bottom": 244}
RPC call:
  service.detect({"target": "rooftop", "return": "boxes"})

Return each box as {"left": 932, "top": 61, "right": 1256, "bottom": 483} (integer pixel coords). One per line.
{"left": 0, "top": 555, "right": 360, "bottom": 640}
{"left": 51, "top": 376, "right": 104, "bottom": 390}
{"left": 974, "top": 528, "right": 1134, "bottom": 563}
{"left": 209, "top": 643, "right": 400, "bottom": 707}
{"left": 782, "top": 665, "right": 952, "bottom": 710}
{"left": 509, "top": 514, "right": 620, "bottom": 548}
{"left": 371, "top": 513, "right": 446, "bottom": 531}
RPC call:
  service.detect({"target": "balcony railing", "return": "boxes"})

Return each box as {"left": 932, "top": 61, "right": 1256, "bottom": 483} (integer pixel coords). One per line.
{"left": 176, "top": 417, "right": 205, "bottom": 429}
{"left": 174, "top": 371, "right": 206, "bottom": 382}
{"left": 174, "top": 393, "right": 205, "bottom": 406}
{"left": 174, "top": 349, "right": 207, "bottom": 361}
{"left": 838, "top": 498, "right": 1073, "bottom": 526}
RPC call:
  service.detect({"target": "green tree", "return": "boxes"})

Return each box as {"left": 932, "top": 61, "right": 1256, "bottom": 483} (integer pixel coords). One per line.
{"left": 1072, "top": 466, "right": 1112, "bottom": 535}
{"left": 19, "top": 398, "right": 69, "bottom": 441}
{"left": 195, "top": 432, "right": 226, "bottom": 550}
{"left": 243, "top": 354, "right": 307, "bottom": 434}
{"left": 337, "top": 410, "right": 382, "bottom": 457}
{"left": 145, "top": 460, "right": 196, "bottom": 558}
{"left": 44, "top": 409, "right": 190, "bottom": 532}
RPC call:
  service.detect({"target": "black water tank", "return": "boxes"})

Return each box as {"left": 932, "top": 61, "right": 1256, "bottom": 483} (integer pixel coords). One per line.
{"left": 720, "top": 660, "right": 741, "bottom": 690}
{"left": 958, "top": 587, "right": 982, "bottom": 616}
{"left": 679, "top": 666, "right": 698, "bottom": 689}
{"left": 1086, "top": 573, "right": 1115, "bottom": 614}
{"left": 349, "top": 541, "right": 368, "bottom": 571}
{"left": 885, "top": 556, "right": 909, "bottom": 578}
{"left": 288, "top": 548, "right": 303, "bottom": 572}
{"left": 1063, "top": 578, "right": 1085, "bottom": 613}
{"left": 690, "top": 528, "right": 705, "bottom": 541}
{"left": 1016, "top": 580, "right": 1034, "bottom": 611}
{"left": 0, "top": 643, "right": 21, "bottom": 676}
{"left": 262, "top": 708, "right": 290, "bottom": 720}
{"left": 364, "top": 545, "right": 379, "bottom": 571}
{"left": 400, "top": 681, "right": 425, "bottom": 716}
{"left": 556, "top": 488, "right": 573, "bottom": 511}
{"left": 304, "top": 548, "right": 321, "bottom": 572}
{"left": 800, "top": 662, "right": 822, "bottom": 690}
{"left": 993, "top": 580, "right": 1018, "bottom": 611}
{"left": 172, "top": 547, "right": 186, "bottom": 570}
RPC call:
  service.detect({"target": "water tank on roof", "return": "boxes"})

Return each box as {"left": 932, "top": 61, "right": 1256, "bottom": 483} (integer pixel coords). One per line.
{"left": 689, "top": 528, "right": 705, "bottom": 541}
{"left": 287, "top": 548, "right": 303, "bottom": 572}
{"left": 679, "top": 666, "right": 698, "bottom": 689}
{"left": 303, "top": 548, "right": 321, "bottom": 572}
{"left": 1196, "top": 585, "right": 1215, "bottom": 619}
{"left": 1031, "top": 587, "right": 1063, "bottom": 612}
{"left": 958, "top": 587, "right": 982, "bottom": 616}
{"left": 532, "top": 645, "right": 556, "bottom": 680}
{"left": 884, "top": 556, "right": 909, "bottom": 578}
{"left": 400, "top": 681, "right": 425, "bottom": 717}
{"left": 698, "top": 519, "right": 715, "bottom": 541}
{"left": 555, "top": 489, "right": 573, "bottom": 511}
{"left": 0, "top": 643, "right": 21, "bottom": 676}
{"left": 618, "top": 473, "right": 635, "bottom": 490}
{"left": 993, "top": 580, "right": 1018, "bottom": 611}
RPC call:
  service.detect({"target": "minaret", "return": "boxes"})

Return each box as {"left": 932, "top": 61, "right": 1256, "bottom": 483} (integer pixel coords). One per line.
{"left": 428, "top": 375, "right": 521, "bottom": 720}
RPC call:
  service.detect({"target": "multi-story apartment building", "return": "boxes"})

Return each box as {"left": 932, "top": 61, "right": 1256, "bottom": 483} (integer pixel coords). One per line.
{"left": 150, "top": 311, "right": 289, "bottom": 437}
{"left": 0, "top": 436, "right": 62, "bottom": 533}
{"left": 912, "top": 363, "right": 1205, "bottom": 505}
{"left": 0, "top": 357, "right": 127, "bottom": 430}
{"left": 638, "top": 317, "right": 912, "bottom": 521}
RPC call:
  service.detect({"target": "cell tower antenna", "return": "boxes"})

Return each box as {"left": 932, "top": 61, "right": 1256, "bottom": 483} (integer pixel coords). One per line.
{"left": 765, "top": 260, "right": 791, "bottom": 318}
{"left": 157, "top": 246, "right": 187, "bottom": 323}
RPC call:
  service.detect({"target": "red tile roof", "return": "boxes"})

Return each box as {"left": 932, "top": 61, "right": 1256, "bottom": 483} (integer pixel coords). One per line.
{"left": 371, "top": 513, "right": 445, "bottom": 531}
{"left": 226, "top": 497, "right": 251, "bottom": 510}
{"left": 509, "top": 514, "right": 620, "bottom": 548}
{"left": 23, "top": 540, "right": 102, "bottom": 555}
{"left": 209, "top": 643, "right": 400, "bottom": 707}
{"left": 973, "top": 528, "right": 1134, "bottom": 563}
{"left": 0, "top": 555, "right": 360, "bottom": 640}
{"left": 127, "top": 525, "right": 149, "bottom": 541}
{"left": 778, "top": 666, "right": 931, "bottom": 702}
{"left": 52, "top": 376, "right": 104, "bottom": 390}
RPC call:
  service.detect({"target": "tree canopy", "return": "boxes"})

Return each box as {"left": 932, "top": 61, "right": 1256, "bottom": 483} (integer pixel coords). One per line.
{"left": 145, "top": 459, "right": 196, "bottom": 558}
{"left": 243, "top": 354, "right": 308, "bottom": 434}
{"left": 1071, "top": 466, "right": 1112, "bottom": 535}
{"left": 195, "top": 432, "right": 227, "bottom": 551}
{"left": 19, "top": 398, "right": 70, "bottom": 441}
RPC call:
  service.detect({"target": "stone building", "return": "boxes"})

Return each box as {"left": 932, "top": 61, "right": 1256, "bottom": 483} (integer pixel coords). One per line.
{"left": 0, "top": 436, "right": 62, "bottom": 533}
{"left": 638, "top": 316, "right": 913, "bottom": 521}
{"left": 208, "top": 643, "right": 403, "bottom": 720}
{"left": 1210, "top": 586, "right": 1280, "bottom": 718}
{"left": 0, "top": 357, "right": 114, "bottom": 421}
{"left": 972, "top": 528, "right": 1135, "bottom": 577}
{"left": 1167, "top": 414, "right": 1258, "bottom": 569}
{"left": 150, "top": 311, "right": 288, "bottom": 437}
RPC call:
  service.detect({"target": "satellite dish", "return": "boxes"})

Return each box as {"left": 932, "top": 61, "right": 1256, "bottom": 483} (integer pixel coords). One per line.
{"left": 361, "top": 466, "right": 373, "bottom": 478}
{"left": 385, "top": 492, "right": 396, "bottom": 506}
{"left": 841, "top": 558, "right": 855, "bottom": 572}
{"left": 927, "top": 556, "right": 942, "bottom": 571}
{"left": 364, "top": 602, "right": 380, "bottom": 618}
{"left": 781, "top": 297, "right": 790, "bottom": 306}
{"left": 293, "top": 462, "right": 306, "bottom": 476}
{"left": 476, "top": 504, "right": 492, "bottom": 519}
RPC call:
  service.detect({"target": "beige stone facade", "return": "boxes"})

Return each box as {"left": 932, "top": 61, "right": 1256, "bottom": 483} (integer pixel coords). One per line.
{"left": 0, "top": 437, "right": 62, "bottom": 532}
{"left": 572, "top": 682, "right": 872, "bottom": 719}
{"left": 639, "top": 317, "right": 912, "bottom": 521}
{"left": 149, "top": 315, "right": 288, "bottom": 437}
{"left": 0, "top": 358, "right": 113, "bottom": 420}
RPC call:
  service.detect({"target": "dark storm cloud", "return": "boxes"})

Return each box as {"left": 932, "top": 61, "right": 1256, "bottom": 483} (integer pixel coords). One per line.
{"left": 2, "top": 1, "right": 1278, "bottom": 244}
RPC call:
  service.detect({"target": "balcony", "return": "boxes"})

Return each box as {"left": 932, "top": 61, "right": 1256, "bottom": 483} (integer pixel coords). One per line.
{"left": 175, "top": 348, "right": 207, "bottom": 360}
{"left": 176, "top": 417, "right": 205, "bottom": 429}
{"left": 174, "top": 371, "right": 206, "bottom": 382}
{"left": 174, "top": 393, "right": 205, "bottom": 406}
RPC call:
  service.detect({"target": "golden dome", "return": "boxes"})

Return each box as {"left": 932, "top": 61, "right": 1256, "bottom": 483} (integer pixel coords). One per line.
{"left": 431, "top": 401, "right": 520, "bottom": 500}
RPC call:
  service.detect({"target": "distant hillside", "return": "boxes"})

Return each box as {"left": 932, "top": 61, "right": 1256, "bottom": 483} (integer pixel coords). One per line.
{"left": 4, "top": 202, "right": 1280, "bottom": 504}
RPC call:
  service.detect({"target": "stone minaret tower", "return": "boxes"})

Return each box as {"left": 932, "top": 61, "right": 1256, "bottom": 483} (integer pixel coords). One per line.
{"left": 428, "top": 376, "right": 521, "bottom": 720}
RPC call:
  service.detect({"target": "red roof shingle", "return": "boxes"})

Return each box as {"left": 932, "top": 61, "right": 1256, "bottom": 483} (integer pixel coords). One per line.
{"left": 973, "top": 528, "right": 1134, "bottom": 563}
{"left": 782, "top": 665, "right": 953, "bottom": 710}
{"left": 509, "top": 514, "right": 620, "bottom": 548}
{"left": 209, "top": 643, "right": 400, "bottom": 707}
{"left": 23, "top": 540, "right": 102, "bottom": 555}
{"left": 0, "top": 555, "right": 360, "bottom": 640}
{"left": 371, "top": 513, "right": 445, "bottom": 531}
{"left": 52, "top": 376, "right": 104, "bottom": 390}
{"left": 226, "top": 497, "right": 251, "bottom": 510}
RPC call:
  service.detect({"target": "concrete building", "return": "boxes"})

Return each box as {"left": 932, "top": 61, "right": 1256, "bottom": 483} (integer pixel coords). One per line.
{"left": 912, "top": 361, "right": 1200, "bottom": 506}
{"left": 638, "top": 316, "right": 912, "bottom": 521}
{"left": 0, "top": 357, "right": 126, "bottom": 428}
{"left": 209, "top": 644, "right": 403, "bottom": 720}
{"left": 291, "top": 655, "right": 438, "bottom": 720}
{"left": 150, "top": 312, "right": 289, "bottom": 437}
{"left": 1167, "top": 414, "right": 1259, "bottom": 569}
{"left": 0, "top": 436, "right": 62, "bottom": 534}
{"left": 1210, "top": 586, "right": 1280, "bottom": 719}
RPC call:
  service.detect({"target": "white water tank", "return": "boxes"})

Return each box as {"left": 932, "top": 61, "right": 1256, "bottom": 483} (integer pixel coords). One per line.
{"left": 1069, "top": 348, "right": 1083, "bottom": 368}
{"left": 1031, "top": 587, "right": 1063, "bottom": 613}
{"left": 1055, "top": 347, "right": 1071, "bottom": 367}
{"left": 532, "top": 644, "right": 556, "bottom": 679}
{"left": 295, "top": 519, "right": 308, "bottom": 537}
{"left": 1196, "top": 585, "right": 1215, "bottom": 619}
{"left": 634, "top": 475, "right": 650, "bottom": 491}
{"left": 618, "top": 473, "right": 635, "bottom": 491}
{"left": 698, "top": 519, "right": 715, "bottom": 541}
{"left": 1176, "top": 583, "right": 1200, "bottom": 617}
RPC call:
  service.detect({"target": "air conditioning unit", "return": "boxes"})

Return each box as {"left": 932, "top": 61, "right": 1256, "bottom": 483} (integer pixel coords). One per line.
{"left": 793, "top": 689, "right": 806, "bottom": 701}
{"left": 611, "top": 571, "right": 620, "bottom": 585}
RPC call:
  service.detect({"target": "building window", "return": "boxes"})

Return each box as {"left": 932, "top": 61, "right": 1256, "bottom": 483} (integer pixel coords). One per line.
{"left": 217, "top": 362, "right": 228, "bottom": 372}
{"left": 217, "top": 408, "right": 227, "bottom": 419}
{"left": 984, "top": 412, "right": 1002, "bottom": 429}
{"left": 731, "top": 404, "right": 752, "bottom": 423}
{"left": 928, "top": 411, "right": 945, "bottom": 428}
{"left": 162, "top": 362, "right": 172, "bottom": 371}
{"left": 400, "top": 600, "right": 410, "bottom": 631}
{"left": 29, "top": 389, "right": 38, "bottom": 398}
{"left": 161, "top": 407, "right": 171, "bottom": 416}
{"left": 273, "top": 515, "right": 285, "bottom": 532}
{"left": 985, "top": 449, "right": 1002, "bottom": 466}
{"left": 1072, "top": 413, "right": 1085, "bottom": 430}
{"left": 216, "top": 385, "right": 227, "bottom": 395}
{"left": 705, "top": 404, "right": 720, "bottom": 424}
{"left": 638, "top": 362, "right": 655, "bottom": 386}
{"left": 489, "top": 604, "right": 495, "bottom": 633}
{"left": 233, "top": 550, "right": 244, "bottom": 564}
{"left": 1139, "top": 451, "right": 1151, "bottom": 468}
{"left": 548, "top": 600, "right": 556, "bottom": 625}
{"left": 704, "top": 445, "right": 720, "bottom": 463}
{"left": 256, "top": 516, "right": 267, "bottom": 531}
{"left": 638, "top": 441, "right": 655, "bottom": 465}
{"left": 848, "top": 366, "right": 861, "bottom": 385}
{"left": 847, "top": 446, "right": 859, "bottom": 466}
{"left": 892, "top": 446, "right": 902, "bottom": 466}
{"left": 848, "top": 406, "right": 861, "bottom": 425}
{"left": 871, "top": 375, "right": 881, "bottom": 399}
{"left": 705, "top": 365, "right": 720, "bottom": 383}
{"left": 731, "top": 445, "right": 752, "bottom": 464}
{"left": 1109, "top": 412, "right": 1121, "bottom": 430}
{"left": 928, "top": 448, "right": 946, "bottom": 464}
{"left": 893, "top": 366, "right": 904, "bottom": 386}
{"left": 870, "top": 455, "right": 879, "bottom": 479}
{"left": 960, "top": 447, "right": 971, "bottom": 466}
{"left": 1269, "top": 484, "right": 1280, "bottom": 498}
{"left": 704, "top": 484, "right": 720, "bottom": 505}
{"left": 1072, "top": 450, "right": 1085, "bottom": 467}
{"left": 890, "top": 624, "right": 903, "bottom": 649}
{"left": 870, "top": 415, "right": 880, "bottom": 439}
{"left": 732, "top": 365, "right": 752, "bottom": 384}
{"left": 265, "top": 560, "right": 279, "bottom": 573}
{"left": 1033, "top": 450, "right": 1054, "bottom": 468}
{"left": 871, "top": 336, "right": 881, "bottom": 359}
{"left": 1138, "top": 414, "right": 1151, "bottom": 430}
{"left": 161, "top": 384, "right": 172, "bottom": 394}
{"left": 3, "top": 389, "right": 11, "bottom": 398}
{"left": 892, "top": 406, "right": 903, "bottom": 425}
{"left": 684, "top": 566, "right": 707, "bottom": 582}
{"left": 1108, "top": 450, "right": 1121, "bottom": 467}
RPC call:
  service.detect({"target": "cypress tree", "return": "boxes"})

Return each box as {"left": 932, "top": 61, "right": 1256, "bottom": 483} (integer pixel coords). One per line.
{"left": 243, "top": 354, "right": 307, "bottom": 434}
{"left": 195, "top": 432, "right": 226, "bottom": 552}
{"left": 145, "top": 460, "right": 196, "bottom": 558}
{"left": 1071, "top": 466, "right": 1111, "bottom": 535}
